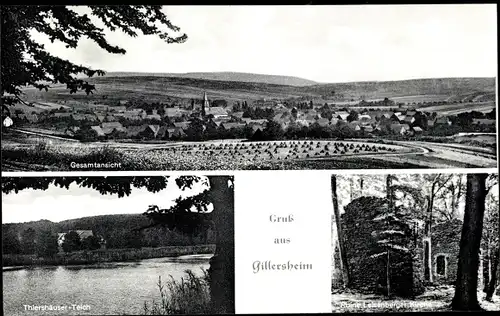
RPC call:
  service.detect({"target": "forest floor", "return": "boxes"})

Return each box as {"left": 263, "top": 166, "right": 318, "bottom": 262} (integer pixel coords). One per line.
{"left": 331, "top": 285, "right": 500, "bottom": 312}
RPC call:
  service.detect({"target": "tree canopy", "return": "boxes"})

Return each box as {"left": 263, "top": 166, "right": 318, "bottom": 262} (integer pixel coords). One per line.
{"left": 1, "top": 5, "right": 187, "bottom": 113}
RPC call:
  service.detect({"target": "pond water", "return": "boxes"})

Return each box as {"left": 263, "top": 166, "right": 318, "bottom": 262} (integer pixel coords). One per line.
{"left": 3, "top": 254, "right": 212, "bottom": 316}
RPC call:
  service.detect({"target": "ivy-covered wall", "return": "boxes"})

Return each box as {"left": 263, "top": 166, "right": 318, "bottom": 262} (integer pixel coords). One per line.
{"left": 341, "top": 196, "right": 425, "bottom": 297}
{"left": 431, "top": 219, "right": 462, "bottom": 285}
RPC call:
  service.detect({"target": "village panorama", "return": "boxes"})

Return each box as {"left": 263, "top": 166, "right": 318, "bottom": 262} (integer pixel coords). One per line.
{"left": 1, "top": 74, "right": 497, "bottom": 171}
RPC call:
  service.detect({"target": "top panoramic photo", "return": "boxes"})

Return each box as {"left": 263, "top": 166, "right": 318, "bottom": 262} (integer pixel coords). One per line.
{"left": 1, "top": 4, "right": 497, "bottom": 171}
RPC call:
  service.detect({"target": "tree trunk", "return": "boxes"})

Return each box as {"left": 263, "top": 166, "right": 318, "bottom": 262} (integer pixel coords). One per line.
{"left": 485, "top": 201, "right": 500, "bottom": 301}
{"left": 424, "top": 185, "right": 436, "bottom": 283}
{"left": 386, "top": 175, "right": 393, "bottom": 210}
{"left": 451, "top": 173, "right": 488, "bottom": 310}
{"left": 349, "top": 177, "right": 354, "bottom": 201}
{"left": 485, "top": 246, "right": 499, "bottom": 301}
{"left": 451, "top": 183, "right": 457, "bottom": 219}
{"left": 483, "top": 237, "right": 491, "bottom": 292}
{"left": 386, "top": 250, "right": 391, "bottom": 297}
{"left": 331, "top": 175, "right": 350, "bottom": 287}
{"left": 207, "top": 176, "right": 234, "bottom": 314}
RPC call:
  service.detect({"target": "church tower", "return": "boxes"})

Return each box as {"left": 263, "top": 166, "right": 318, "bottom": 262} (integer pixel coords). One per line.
{"left": 202, "top": 91, "right": 209, "bottom": 117}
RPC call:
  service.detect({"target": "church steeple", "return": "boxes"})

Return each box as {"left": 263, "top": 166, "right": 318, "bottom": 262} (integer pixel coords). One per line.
{"left": 202, "top": 91, "right": 209, "bottom": 117}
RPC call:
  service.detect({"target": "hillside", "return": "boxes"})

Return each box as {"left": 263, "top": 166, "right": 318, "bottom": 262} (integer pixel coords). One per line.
{"left": 2, "top": 214, "right": 212, "bottom": 250}
{"left": 303, "top": 77, "right": 496, "bottom": 100}
{"left": 23, "top": 74, "right": 496, "bottom": 106}
{"left": 2, "top": 214, "right": 149, "bottom": 236}
{"left": 103, "top": 71, "right": 319, "bottom": 86}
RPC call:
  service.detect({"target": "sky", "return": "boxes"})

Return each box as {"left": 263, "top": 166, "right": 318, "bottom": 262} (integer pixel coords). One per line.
{"left": 2, "top": 177, "right": 210, "bottom": 224}
{"left": 31, "top": 4, "right": 497, "bottom": 83}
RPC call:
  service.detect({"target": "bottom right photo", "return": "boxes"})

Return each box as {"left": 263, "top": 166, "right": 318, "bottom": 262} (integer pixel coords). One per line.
{"left": 330, "top": 172, "right": 499, "bottom": 312}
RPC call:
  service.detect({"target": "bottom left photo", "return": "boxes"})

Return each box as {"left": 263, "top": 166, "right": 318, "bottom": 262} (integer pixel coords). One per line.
{"left": 1, "top": 175, "right": 235, "bottom": 316}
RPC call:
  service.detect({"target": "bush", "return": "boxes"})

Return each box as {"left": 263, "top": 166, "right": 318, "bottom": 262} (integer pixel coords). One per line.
{"left": 144, "top": 269, "right": 211, "bottom": 315}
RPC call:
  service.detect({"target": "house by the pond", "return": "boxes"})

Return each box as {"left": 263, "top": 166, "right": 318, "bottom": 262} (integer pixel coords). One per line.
{"left": 57, "top": 230, "right": 106, "bottom": 252}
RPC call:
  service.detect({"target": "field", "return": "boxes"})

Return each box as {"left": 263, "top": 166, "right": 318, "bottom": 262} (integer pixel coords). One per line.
{"left": 17, "top": 76, "right": 496, "bottom": 106}
{"left": 1, "top": 129, "right": 497, "bottom": 171}
{"left": 417, "top": 101, "right": 496, "bottom": 116}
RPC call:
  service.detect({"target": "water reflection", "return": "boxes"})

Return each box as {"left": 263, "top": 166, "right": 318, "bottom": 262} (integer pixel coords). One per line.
{"left": 3, "top": 255, "right": 212, "bottom": 316}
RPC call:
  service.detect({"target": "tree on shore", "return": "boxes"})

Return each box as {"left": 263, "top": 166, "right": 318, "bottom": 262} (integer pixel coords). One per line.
{"left": 21, "top": 228, "right": 36, "bottom": 254}
{"left": 62, "top": 231, "right": 82, "bottom": 253}
{"left": 36, "top": 230, "right": 59, "bottom": 257}
{"left": 1, "top": 5, "right": 186, "bottom": 114}
{"left": 81, "top": 235, "right": 102, "bottom": 251}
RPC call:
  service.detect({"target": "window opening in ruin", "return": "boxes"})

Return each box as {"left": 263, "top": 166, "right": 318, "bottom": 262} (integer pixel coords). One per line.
{"left": 436, "top": 255, "right": 447, "bottom": 276}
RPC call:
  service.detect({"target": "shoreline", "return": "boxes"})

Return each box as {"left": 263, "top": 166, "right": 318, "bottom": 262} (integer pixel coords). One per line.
{"left": 3, "top": 244, "right": 215, "bottom": 269}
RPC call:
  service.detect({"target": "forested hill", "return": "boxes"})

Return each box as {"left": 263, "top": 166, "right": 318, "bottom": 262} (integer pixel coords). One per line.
{"left": 2, "top": 214, "right": 148, "bottom": 235}
{"left": 2, "top": 214, "right": 214, "bottom": 253}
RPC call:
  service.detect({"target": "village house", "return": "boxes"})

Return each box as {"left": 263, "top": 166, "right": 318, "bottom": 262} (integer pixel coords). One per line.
{"left": 101, "top": 122, "right": 126, "bottom": 135}
{"left": 413, "top": 126, "right": 424, "bottom": 134}
{"left": 335, "top": 111, "right": 350, "bottom": 121}
{"left": 348, "top": 122, "right": 362, "bottom": 132}
{"left": 206, "top": 107, "right": 229, "bottom": 119}
{"left": 403, "top": 116, "right": 416, "bottom": 125}
{"left": 89, "top": 126, "right": 105, "bottom": 138}
{"left": 109, "top": 105, "right": 127, "bottom": 113}
{"left": 295, "top": 119, "right": 310, "bottom": 127}
{"left": 164, "top": 107, "right": 187, "bottom": 118}
{"left": 390, "top": 123, "right": 411, "bottom": 135}
{"left": 126, "top": 124, "right": 159, "bottom": 139}
{"left": 172, "top": 121, "right": 190, "bottom": 131}
{"left": 167, "top": 127, "right": 187, "bottom": 139}
{"left": 363, "top": 125, "right": 374, "bottom": 133}
{"left": 221, "top": 122, "right": 246, "bottom": 130}
{"left": 57, "top": 230, "right": 105, "bottom": 252}
{"left": 251, "top": 124, "right": 264, "bottom": 133}
{"left": 231, "top": 111, "right": 245, "bottom": 119}
{"left": 157, "top": 125, "right": 169, "bottom": 139}
{"left": 145, "top": 113, "right": 162, "bottom": 121}
{"left": 373, "top": 111, "right": 394, "bottom": 121}
{"left": 273, "top": 112, "right": 288, "bottom": 122}
{"left": 248, "top": 119, "right": 268, "bottom": 126}
{"left": 435, "top": 117, "right": 452, "bottom": 126}
{"left": 317, "top": 118, "right": 331, "bottom": 127}
{"left": 96, "top": 114, "right": 106, "bottom": 123}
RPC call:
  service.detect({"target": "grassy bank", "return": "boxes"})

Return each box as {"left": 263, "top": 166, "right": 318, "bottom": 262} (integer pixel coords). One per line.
{"left": 3, "top": 244, "right": 215, "bottom": 267}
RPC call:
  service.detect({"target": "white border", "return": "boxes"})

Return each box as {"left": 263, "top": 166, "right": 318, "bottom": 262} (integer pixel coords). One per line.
{"left": 2, "top": 168, "right": 498, "bottom": 177}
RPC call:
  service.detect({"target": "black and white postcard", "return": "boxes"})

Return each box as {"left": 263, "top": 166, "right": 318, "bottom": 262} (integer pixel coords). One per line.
{"left": 1, "top": 4, "right": 496, "bottom": 171}
{"left": 1, "top": 3, "right": 498, "bottom": 316}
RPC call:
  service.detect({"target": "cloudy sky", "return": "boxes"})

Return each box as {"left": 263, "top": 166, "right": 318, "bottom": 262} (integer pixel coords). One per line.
{"left": 32, "top": 4, "right": 497, "bottom": 83}
{"left": 2, "top": 177, "right": 210, "bottom": 223}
